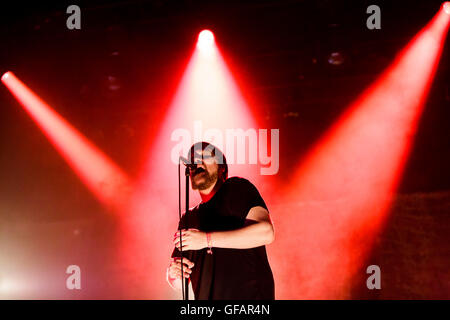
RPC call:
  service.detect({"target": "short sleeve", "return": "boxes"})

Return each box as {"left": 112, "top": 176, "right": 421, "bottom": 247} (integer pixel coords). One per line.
{"left": 224, "top": 177, "right": 268, "bottom": 220}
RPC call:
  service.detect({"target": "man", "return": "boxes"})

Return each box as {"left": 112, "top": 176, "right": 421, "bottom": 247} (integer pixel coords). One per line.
{"left": 167, "top": 142, "right": 275, "bottom": 300}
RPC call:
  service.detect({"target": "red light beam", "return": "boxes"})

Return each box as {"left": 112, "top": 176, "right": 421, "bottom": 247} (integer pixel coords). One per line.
{"left": 1, "top": 72, "right": 131, "bottom": 211}
{"left": 117, "top": 30, "right": 266, "bottom": 298}
{"left": 270, "top": 6, "right": 450, "bottom": 299}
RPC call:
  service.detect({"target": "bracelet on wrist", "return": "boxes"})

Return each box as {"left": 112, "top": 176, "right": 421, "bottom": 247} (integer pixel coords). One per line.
{"left": 206, "top": 232, "right": 213, "bottom": 254}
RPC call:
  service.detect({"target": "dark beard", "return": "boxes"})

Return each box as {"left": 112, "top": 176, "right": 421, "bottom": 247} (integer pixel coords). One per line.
{"left": 191, "top": 168, "right": 218, "bottom": 190}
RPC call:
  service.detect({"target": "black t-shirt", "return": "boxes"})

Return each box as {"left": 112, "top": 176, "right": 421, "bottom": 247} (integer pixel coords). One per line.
{"left": 172, "top": 177, "right": 275, "bottom": 300}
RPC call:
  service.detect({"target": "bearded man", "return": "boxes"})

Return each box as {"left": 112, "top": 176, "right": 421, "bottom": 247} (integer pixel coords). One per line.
{"left": 167, "top": 142, "right": 275, "bottom": 300}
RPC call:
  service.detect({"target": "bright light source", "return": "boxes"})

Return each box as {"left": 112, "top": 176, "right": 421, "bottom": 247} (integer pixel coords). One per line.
{"left": 1, "top": 71, "right": 10, "bottom": 81}
{"left": 196, "top": 30, "right": 215, "bottom": 55}
{"left": 444, "top": 2, "right": 450, "bottom": 14}
{"left": 198, "top": 29, "right": 214, "bottom": 45}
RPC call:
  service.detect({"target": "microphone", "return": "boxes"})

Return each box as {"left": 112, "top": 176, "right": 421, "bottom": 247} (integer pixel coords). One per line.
{"left": 179, "top": 156, "right": 198, "bottom": 170}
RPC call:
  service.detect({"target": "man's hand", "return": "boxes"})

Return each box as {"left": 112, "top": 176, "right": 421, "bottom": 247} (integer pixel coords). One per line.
{"left": 168, "top": 257, "right": 195, "bottom": 280}
{"left": 173, "top": 228, "right": 207, "bottom": 251}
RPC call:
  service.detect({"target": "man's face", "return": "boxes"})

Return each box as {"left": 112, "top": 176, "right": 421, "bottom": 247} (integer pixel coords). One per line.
{"left": 189, "top": 149, "right": 220, "bottom": 191}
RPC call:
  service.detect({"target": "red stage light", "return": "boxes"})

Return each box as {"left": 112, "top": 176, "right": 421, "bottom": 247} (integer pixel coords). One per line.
{"left": 1, "top": 72, "right": 131, "bottom": 211}
{"left": 1, "top": 71, "right": 10, "bottom": 81}
{"left": 197, "top": 30, "right": 215, "bottom": 56}
{"left": 444, "top": 2, "right": 450, "bottom": 14}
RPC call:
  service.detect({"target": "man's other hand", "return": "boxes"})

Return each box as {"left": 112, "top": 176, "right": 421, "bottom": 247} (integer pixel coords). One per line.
{"left": 173, "top": 228, "right": 207, "bottom": 251}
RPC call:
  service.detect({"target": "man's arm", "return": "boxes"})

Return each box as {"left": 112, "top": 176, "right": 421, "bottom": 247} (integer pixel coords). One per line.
{"left": 210, "top": 206, "right": 274, "bottom": 249}
{"left": 173, "top": 206, "right": 275, "bottom": 250}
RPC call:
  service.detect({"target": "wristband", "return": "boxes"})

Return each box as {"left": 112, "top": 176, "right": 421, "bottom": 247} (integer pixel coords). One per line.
{"left": 206, "top": 232, "right": 213, "bottom": 254}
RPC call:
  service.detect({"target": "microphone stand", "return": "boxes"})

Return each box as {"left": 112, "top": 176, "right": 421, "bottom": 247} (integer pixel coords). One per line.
{"left": 184, "top": 166, "right": 190, "bottom": 300}
{"left": 178, "top": 159, "right": 190, "bottom": 300}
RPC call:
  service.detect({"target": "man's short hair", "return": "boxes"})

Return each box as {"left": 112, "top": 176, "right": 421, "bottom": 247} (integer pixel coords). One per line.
{"left": 188, "top": 142, "right": 228, "bottom": 180}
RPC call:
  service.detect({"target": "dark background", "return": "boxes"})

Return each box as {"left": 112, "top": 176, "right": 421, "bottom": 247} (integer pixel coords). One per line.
{"left": 0, "top": 0, "right": 449, "bottom": 299}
